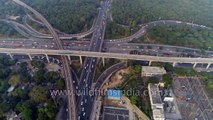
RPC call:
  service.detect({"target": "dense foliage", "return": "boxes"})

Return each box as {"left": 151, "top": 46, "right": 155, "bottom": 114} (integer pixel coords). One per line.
{"left": 134, "top": 24, "right": 213, "bottom": 50}
{"left": 202, "top": 73, "right": 213, "bottom": 96}
{"left": 119, "top": 64, "right": 152, "bottom": 118}
{"left": 23, "top": 0, "right": 99, "bottom": 33}
{"left": 0, "top": 23, "right": 23, "bottom": 38}
{"left": 105, "top": 22, "right": 131, "bottom": 39}
{"left": 0, "top": 58, "right": 64, "bottom": 120}
{"left": 0, "top": 0, "right": 25, "bottom": 17}
{"left": 112, "top": 0, "right": 213, "bottom": 27}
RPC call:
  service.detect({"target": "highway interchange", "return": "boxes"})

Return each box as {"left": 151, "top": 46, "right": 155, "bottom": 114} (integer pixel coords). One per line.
{"left": 1, "top": 0, "right": 213, "bottom": 120}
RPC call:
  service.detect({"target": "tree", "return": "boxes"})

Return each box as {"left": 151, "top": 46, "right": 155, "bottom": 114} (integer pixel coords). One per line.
{"left": 132, "top": 65, "right": 141, "bottom": 75}
{"left": 11, "top": 88, "right": 28, "bottom": 99}
{"left": 33, "top": 69, "right": 45, "bottom": 83}
{"left": 45, "top": 71, "right": 60, "bottom": 83}
{"left": 36, "top": 100, "right": 57, "bottom": 120}
{"left": 16, "top": 102, "right": 32, "bottom": 120}
{"left": 0, "top": 80, "right": 9, "bottom": 93}
{"left": 56, "top": 79, "right": 65, "bottom": 89}
{"left": 151, "top": 62, "right": 164, "bottom": 67}
{"left": 37, "top": 109, "right": 48, "bottom": 120}
{"left": 29, "top": 86, "right": 48, "bottom": 103}
{"left": 130, "top": 95, "right": 138, "bottom": 105}
{"left": 30, "top": 60, "right": 45, "bottom": 69}
{"left": 0, "top": 68, "right": 11, "bottom": 79}
{"left": 163, "top": 74, "right": 172, "bottom": 88}
{"left": 164, "top": 63, "right": 174, "bottom": 72}
{"left": 8, "top": 75, "right": 21, "bottom": 87}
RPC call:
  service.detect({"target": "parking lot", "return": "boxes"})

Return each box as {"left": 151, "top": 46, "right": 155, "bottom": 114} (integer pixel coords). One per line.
{"left": 173, "top": 77, "right": 213, "bottom": 120}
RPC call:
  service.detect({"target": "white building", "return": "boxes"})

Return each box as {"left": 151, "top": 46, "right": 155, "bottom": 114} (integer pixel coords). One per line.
{"left": 148, "top": 84, "right": 165, "bottom": 120}
{"left": 141, "top": 66, "right": 167, "bottom": 77}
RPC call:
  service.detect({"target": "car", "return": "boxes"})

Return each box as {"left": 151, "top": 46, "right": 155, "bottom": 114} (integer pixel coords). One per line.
{"left": 85, "top": 99, "right": 87, "bottom": 103}
{"left": 83, "top": 112, "right": 85, "bottom": 116}
{"left": 81, "top": 102, "right": 83, "bottom": 106}
{"left": 82, "top": 108, "right": 84, "bottom": 111}
{"left": 84, "top": 79, "right": 86, "bottom": 82}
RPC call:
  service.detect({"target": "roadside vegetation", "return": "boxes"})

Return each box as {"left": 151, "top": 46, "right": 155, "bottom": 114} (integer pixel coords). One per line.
{"left": 0, "top": 57, "right": 64, "bottom": 120}
{"left": 26, "top": 18, "right": 50, "bottom": 34}
{"left": 112, "top": 0, "right": 213, "bottom": 27}
{"left": 94, "top": 58, "right": 121, "bottom": 82}
{"left": 0, "top": 23, "right": 23, "bottom": 38}
{"left": 201, "top": 73, "right": 213, "bottom": 96}
{"left": 119, "top": 61, "right": 152, "bottom": 118}
{"left": 0, "top": 0, "right": 25, "bottom": 17}
{"left": 105, "top": 22, "right": 139, "bottom": 39}
{"left": 133, "top": 24, "right": 213, "bottom": 50}
{"left": 23, "top": 0, "right": 99, "bottom": 34}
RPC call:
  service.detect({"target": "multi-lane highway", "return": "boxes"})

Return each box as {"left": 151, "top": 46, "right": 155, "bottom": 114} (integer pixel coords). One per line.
{"left": 11, "top": 0, "right": 77, "bottom": 120}
{"left": 76, "top": 0, "right": 110, "bottom": 119}
{"left": 1, "top": 38, "right": 213, "bottom": 58}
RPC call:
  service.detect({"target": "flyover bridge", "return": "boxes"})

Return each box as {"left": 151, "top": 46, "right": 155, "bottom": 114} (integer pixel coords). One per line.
{"left": 1, "top": 48, "right": 213, "bottom": 69}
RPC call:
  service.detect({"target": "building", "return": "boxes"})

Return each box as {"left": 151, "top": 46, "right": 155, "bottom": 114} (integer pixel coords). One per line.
{"left": 107, "top": 89, "right": 122, "bottom": 100}
{"left": 141, "top": 66, "right": 166, "bottom": 77}
{"left": 148, "top": 84, "right": 165, "bottom": 120}
{"left": 102, "top": 106, "right": 129, "bottom": 120}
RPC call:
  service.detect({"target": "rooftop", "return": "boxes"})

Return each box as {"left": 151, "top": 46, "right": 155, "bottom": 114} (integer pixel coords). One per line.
{"left": 148, "top": 84, "right": 162, "bottom": 104}
{"left": 102, "top": 106, "right": 129, "bottom": 120}
{"left": 142, "top": 66, "right": 166, "bottom": 74}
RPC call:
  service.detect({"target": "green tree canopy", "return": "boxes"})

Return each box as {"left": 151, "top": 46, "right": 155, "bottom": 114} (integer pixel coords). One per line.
{"left": 8, "top": 74, "right": 21, "bottom": 87}
{"left": 29, "top": 86, "right": 48, "bottom": 103}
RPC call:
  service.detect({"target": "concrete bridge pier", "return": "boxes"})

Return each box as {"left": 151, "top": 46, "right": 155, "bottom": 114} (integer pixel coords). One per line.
{"left": 67, "top": 55, "right": 72, "bottom": 64}
{"left": 45, "top": 54, "right": 50, "bottom": 63}
{"left": 28, "top": 53, "right": 32, "bottom": 60}
{"left": 79, "top": 56, "right": 83, "bottom": 65}
{"left": 193, "top": 63, "right": 197, "bottom": 68}
{"left": 102, "top": 57, "right": 105, "bottom": 66}
{"left": 8, "top": 53, "right": 14, "bottom": 60}
{"left": 148, "top": 61, "right": 152, "bottom": 66}
{"left": 206, "top": 63, "right": 211, "bottom": 69}
{"left": 173, "top": 62, "right": 176, "bottom": 67}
